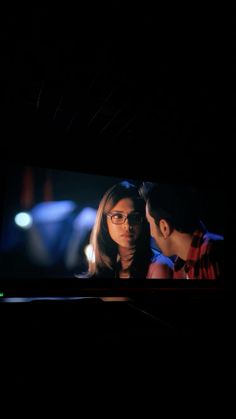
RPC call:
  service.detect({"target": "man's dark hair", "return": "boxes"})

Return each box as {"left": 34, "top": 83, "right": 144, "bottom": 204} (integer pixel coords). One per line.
{"left": 140, "top": 182, "right": 203, "bottom": 234}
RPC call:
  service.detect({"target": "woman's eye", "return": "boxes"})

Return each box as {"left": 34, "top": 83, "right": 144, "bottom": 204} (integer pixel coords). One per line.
{"left": 114, "top": 214, "right": 123, "bottom": 220}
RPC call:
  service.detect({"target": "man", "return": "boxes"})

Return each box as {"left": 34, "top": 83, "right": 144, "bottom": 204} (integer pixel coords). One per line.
{"left": 140, "top": 182, "right": 224, "bottom": 280}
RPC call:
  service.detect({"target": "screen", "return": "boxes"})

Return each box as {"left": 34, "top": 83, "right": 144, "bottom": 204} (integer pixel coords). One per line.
{"left": 0, "top": 162, "right": 225, "bottom": 299}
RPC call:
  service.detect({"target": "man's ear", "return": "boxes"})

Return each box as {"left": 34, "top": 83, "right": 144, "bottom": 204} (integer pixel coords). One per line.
{"left": 159, "top": 219, "right": 171, "bottom": 238}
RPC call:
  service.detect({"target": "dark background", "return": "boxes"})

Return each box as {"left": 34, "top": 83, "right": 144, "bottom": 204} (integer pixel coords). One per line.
{"left": 0, "top": 2, "right": 228, "bottom": 237}
{"left": 0, "top": 3, "right": 231, "bottom": 403}
{"left": 0, "top": 3, "right": 227, "bottom": 178}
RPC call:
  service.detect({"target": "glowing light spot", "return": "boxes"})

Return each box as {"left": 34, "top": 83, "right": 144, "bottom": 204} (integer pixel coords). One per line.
{"left": 84, "top": 244, "right": 95, "bottom": 263}
{"left": 14, "top": 212, "right": 33, "bottom": 229}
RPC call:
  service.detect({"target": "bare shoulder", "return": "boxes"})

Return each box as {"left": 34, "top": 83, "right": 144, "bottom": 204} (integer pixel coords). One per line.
{"left": 147, "top": 260, "right": 173, "bottom": 279}
{"left": 151, "top": 249, "right": 174, "bottom": 268}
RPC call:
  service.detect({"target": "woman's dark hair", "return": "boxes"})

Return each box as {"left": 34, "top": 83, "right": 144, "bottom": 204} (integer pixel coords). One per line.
{"left": 86, "top": 181, "right": 153, "bottom": 278}
{"left": 140, "top": 182, "right": 202, "bottom": 234}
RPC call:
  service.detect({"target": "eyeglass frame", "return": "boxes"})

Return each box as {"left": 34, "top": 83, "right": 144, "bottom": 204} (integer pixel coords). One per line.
{"left": 105, "top": 211, "right": 144, "bottom": 225}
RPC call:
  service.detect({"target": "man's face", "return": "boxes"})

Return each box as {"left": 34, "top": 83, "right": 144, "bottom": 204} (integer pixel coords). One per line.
{"left": 145, "top": 205, "right": 161, "bottom": 244}
{"left": 145, "top": 204, "right": 170, "bottom": 256}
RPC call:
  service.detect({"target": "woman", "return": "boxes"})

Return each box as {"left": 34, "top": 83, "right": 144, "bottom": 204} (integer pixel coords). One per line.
{"left": 82, "top": 181, "right": 173, "bottom": 279}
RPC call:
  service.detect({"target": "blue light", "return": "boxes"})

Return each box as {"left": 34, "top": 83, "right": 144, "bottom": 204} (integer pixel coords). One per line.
{"left": 14, "top": 212, "right": 33, "bottom": 229}
{"left": 31, "top": 201, "right": 76, "bottom": 223}
{"left": 73, "top": 207, "right": 97, "bottom": 230}
{"left": 27, "top": 201, "right": 77, "bottom": 264}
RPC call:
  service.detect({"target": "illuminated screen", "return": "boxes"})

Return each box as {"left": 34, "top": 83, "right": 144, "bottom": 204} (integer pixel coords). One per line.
{"left": 0, "top": 163, "right": 225, "bottom": 298}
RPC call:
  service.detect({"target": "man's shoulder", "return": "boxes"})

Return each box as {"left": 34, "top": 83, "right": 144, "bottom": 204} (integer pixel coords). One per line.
{"left": 201, "top": 231, "right": 224, "bottom": 257}
{"left": 203, "top": 232, "right": 224, "bottom": 242}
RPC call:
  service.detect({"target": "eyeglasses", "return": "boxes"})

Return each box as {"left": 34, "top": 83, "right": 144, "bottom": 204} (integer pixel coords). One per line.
{"left": 106, "top": 212, "right": 143, "bottom": 225}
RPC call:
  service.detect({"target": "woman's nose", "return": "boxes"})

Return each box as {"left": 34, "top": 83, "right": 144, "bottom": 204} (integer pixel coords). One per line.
{"left": 123, "top": 218, "right": 133, "bottom": 229}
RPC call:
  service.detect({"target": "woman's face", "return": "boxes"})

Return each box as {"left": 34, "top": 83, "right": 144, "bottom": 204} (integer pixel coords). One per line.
{"left": 106, "top": 198, "right": 143, "bottom": 248}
